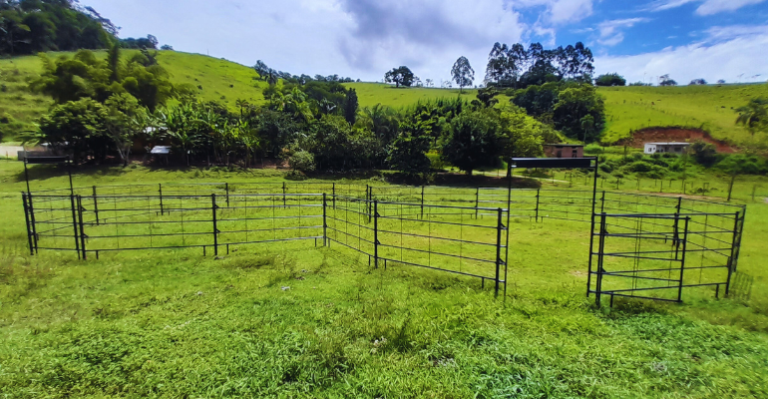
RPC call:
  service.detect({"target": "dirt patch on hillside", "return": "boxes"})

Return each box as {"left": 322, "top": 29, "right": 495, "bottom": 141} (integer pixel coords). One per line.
{"left": 616, "top": 127, "right": 735, "bottom": 153}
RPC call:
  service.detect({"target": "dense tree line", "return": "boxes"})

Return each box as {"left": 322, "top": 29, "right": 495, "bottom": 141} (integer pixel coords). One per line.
{"left": 484, "top": 42, "right": 594, "bottom": 89}
{"left": 28, "top": 48, "right": 557, "bottom": 178}
{"left": 0, "top": 0, "right": 116, "bottom": 56}
{"left": 253, "top": 60, "right": 358, "bottom": 86}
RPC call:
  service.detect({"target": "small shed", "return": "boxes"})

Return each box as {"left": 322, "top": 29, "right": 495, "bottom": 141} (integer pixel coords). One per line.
{"left": 543, "top": 144, "right": 584, "bottom": 159}
{"left": 644, "top": 142, "right": 690, "bottom": 155}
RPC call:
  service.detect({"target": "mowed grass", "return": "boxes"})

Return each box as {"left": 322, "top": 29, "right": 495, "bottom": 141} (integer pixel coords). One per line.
{"left": 599, "top": 84, "right": 768, "bottom": 144}
{"left": 1, "top": 162, "right": 768, "bottom": 397}
{"left": 346, "top": 83, "right": 479, "bottom": 108}
{"left": 0, "top": 51, "right": 269, "bottom": 142}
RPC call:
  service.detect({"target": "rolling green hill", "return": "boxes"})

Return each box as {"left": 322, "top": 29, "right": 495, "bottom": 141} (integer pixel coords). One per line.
{"left": 345, "top": 82, "right": 479, "bottom": 108}
{"left": 599, "top": 84, "right": 768, "bottom": 144}
{"left": 1, "top": 50, "right": 766, "bottom": 146}
{"left": 0, "top": 51, "right": 269, "bottom": 142}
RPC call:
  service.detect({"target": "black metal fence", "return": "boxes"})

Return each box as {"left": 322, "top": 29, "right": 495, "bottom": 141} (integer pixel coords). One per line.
{"left": 21, "top": 182, "right": 747, "bottom": 302}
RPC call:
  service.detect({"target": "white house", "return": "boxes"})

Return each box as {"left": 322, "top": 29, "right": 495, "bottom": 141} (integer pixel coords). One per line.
{"left": 644, "top": 142, "right": 691, "bottom": 155}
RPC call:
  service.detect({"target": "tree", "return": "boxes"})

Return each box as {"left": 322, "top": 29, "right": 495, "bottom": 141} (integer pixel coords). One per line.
{"left": 0, "top": 1, "right": 114, "bottom": 56}
{"left": 425, "top": 79, "right": 433, "bottom": 88}
{"left": 451, "top": 56, "right": 474, "bottom": 92}
{"left": 595, "top": 73, "right": 626, "bottom": 87}
{"left": 384, "top": 66, "right": 416, "bottom": 88}
{"left": 357, "top": 104, "right": 400, "bottom": 146}
{"left": 441, "top": 110, "right": 503, "bottom": 175}
{"left": 735, "top": 98, "right": 768, "bottom": 137}
{"left": 104, "top": 93, "right": 147, "bottom": 166}
{"left": 387, "top": 131, "right": 431, "bottom": 176}
{"left": 107, "top": 42, "right": 121, "bottom": 82}
{"left": 39, "top": 98, "right": 110, "bottom": 164}
{"left": 689, "top": 79, "right": 707, "bottom": 85}
{"left": 160, "top": 44, "right": 173, "bottom": 51}
{"left": 659, "top": 74, "right": 677, "bottom": 86}
{"left": 289, "top": 150, "right": 315, "bottom": 172}
{"left": 344, "top": 88, "right": 358, "bottom": 125}
{"left": 552, "top": 84, "right": 605, "bottom": 143}
{"left": 689, "top": 140, "right": 718, "bottom": 167}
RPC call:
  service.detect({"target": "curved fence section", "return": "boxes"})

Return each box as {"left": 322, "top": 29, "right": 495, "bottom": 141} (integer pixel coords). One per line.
{"left": 20, "top": 182, "right": 746, "bottom": 302}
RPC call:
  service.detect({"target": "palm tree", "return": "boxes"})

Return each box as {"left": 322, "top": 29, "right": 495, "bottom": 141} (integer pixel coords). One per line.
{"left": 735, "top": 98, "right": 768, "bottom": 137}
{"left": 358, "top": 104, "right": 400, "bottom": 144}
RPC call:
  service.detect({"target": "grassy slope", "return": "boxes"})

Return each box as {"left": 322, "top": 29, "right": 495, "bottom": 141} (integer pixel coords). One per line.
{"left": 1, "top": 50, "right": 766, "bottom": 145}
{"left": 0, "top": 51, "right": 269, "bottom": 142}
{"left": 599, "top": 84, "right": 768, "bottom": 144}
{"left": 346, "top": 83, "right": 479, "bottom": 108}
{"left": 1, "top": 163, "right": 768, "bottom": 397}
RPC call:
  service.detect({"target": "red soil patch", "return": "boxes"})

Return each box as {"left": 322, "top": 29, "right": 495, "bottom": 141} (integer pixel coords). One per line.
{"left": 616, "top": 127, "right": 735, "bottom": 153}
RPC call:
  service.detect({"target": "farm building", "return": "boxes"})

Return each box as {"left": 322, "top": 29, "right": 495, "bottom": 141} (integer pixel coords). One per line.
{"left": 643, "top": 142, "right": 690, "bottom": 155}
{"left": 543, "top": 144, "right": 584, "bottom": 158}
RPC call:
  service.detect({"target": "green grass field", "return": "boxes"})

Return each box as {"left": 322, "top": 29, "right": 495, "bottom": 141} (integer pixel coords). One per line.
{"left": 600, "top": 84, "right": 768, "bottom": 144}
{"left": 1, "top": 161, "right": 768, "bottom": 397}
{"left": 0, "top": 51, "right": 270, "bottom": 141}
{"left": 346, "top": 82, "right": 479, "bottom": 108}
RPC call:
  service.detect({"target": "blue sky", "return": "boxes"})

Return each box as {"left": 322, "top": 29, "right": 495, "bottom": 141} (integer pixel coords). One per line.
{"left": 83, "top": 0, "right": 768, "bottom": 85}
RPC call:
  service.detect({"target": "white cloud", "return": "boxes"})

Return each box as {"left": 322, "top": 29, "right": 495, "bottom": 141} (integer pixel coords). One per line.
{"left": 643, "top": 0, "right": 767, "bottom": 15}
{"left": 82, "top": 0, "right": 527, "bottom": 83}
{"left": 596, "top": 25, "right": 768, "bottom": 84}
{"left": 514, "top": 0, "right": 595, "bottom": 24}
{"left": 597, "top": 18, "right": 650, "bottom": 46}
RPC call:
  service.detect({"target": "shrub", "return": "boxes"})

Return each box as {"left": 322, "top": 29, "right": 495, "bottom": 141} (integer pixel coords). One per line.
{"left": 289, "top": 150, "right": 316, "bottom": 172}
{"left": 716, "top": 155, "right": 767, "bottom": 175}
{"left": 584, "top": 144, "right": 604, "bottom": 155}
{"left": 689, "top": 140, "right": 718, "bottom": 167}
{"left": 627, "top": 161, "right": 653, "bottom": 173}
{"left": 599, "top": 163, "right": 613, "bottom": 173}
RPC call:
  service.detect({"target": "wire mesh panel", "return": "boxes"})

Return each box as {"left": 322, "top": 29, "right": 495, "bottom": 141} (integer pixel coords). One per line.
{"left": 326, "top": 194, "right": 509, "bottom": 295}
{"left": 21, "top": 182, "right": 747, "bottom": 303}
{"left": 589, "top": 212, "right": 740, "bottom": 306}
{"left": 25, "top": 194, "right": 82, "bottom": 256}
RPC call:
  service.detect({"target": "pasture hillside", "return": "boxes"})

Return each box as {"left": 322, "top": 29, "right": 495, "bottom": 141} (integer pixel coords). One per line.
{"left": 599, "top": 84, "right": 768, "bottom": 144}
{"left": 1, "top": 50, "right": 767, "bottom": 146}
{"left": 345, "top": 82, "right": 479, "bottom": 108}
{"left": 0, "top": 51, "right": 269, "bottom": 141}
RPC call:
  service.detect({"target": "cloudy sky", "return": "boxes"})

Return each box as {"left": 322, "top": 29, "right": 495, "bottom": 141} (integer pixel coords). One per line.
{"left": 83, "top": 0, "right": 768, "bottom": 85}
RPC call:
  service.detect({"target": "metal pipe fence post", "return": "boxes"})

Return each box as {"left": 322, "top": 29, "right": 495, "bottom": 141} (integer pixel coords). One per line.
{"left": 70, "top": 194, "right": 80, "bottom": 260}
{"left": 332, "top": 183, "right": 336, "bottom": 209}
{"left": 421, "top": 186, "right": 425, "bottom": 219}
{"left": 595, "top": 213, "right": 607, "bottom": 306}
{"left": 282, "top": 182, "right": 287, "bottom": 208}
{"left": 600, "top": 191, "right": 606, "bottom": 213}
{"left": 475, "top": 188, "right": 480, "bottom": 219}
{"left": 212, "top": 194, "right": 219, "bottom": 256}
{"left": 495, "top": 208, "right": 503, "bottom": 298}
{"left": 535, "top": 189, "right": 540, "bottom": 222}
{"left": 77, "top": 195, "right": 87, "bottom": 260}
{"left": 92, "top": 186, "right": 100, "bottom": 225}
{"left": 586, "top": 161, "right": 600, "bottom": 297}
{"left": 22, "top": 193, "right": 34, "bottom": 255}
{"left": 159, "top": 183, "right": 164, "bottom": 216}
{"left": 726, "top": 211, "right": 741, "bottom": 296}
{"left": 374, "top": 200, "right": 379, "bottom": 269}
{"left": 323, "top": 193, "right": 327, "bottom": 246}
{"left": 226, "top": 182, "right": 230, "bottom": 207}
{"left": 677, "top": 217, "right": 690, "bottom": 302}
{"left": 732, "top": 207, "right": 747, "bottom": 273}
{"left": 28, "top": 192, "right": 38, "bottom": 253}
